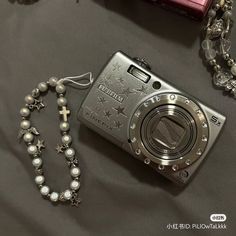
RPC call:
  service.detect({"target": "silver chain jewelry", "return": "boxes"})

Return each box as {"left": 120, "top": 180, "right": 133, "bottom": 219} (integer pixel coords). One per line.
{"left": 202, "top": 0, "right": 236, "bottom": 97}
{"left": 18, "top": 72, "right": 93, "bottom": 206}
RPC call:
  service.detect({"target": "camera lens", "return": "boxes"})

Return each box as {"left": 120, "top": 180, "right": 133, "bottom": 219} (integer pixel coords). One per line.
{"left": 141, "top": 105, "right": 197, "bottom": 160}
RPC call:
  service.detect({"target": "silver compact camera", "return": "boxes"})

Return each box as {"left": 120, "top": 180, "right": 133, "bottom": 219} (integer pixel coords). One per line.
{"left": 78, "top": 51, "right": 226, "bottom": 185}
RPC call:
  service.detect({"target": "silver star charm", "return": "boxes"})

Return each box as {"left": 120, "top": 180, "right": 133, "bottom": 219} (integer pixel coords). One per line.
{"left": 113, "top": 106, "right": 126, "bottom": 116}
{"left": 36, "top": 139, "right": 45, "bottom": 152}
{"left": 27, "top": 98, "right": 45, "bottom": 111}
{"left": 55, "top": 144, "right": 64, "bottom": 154}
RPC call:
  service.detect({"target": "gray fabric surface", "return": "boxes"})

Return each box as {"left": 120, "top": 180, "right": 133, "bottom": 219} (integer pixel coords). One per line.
{"left": 0, "top": 0, "right": 235, "bottom": 235}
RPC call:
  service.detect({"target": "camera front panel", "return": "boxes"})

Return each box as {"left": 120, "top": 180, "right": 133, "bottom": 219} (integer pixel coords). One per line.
{"left": 78, "top": 51, "right": 226, "bottom": 185}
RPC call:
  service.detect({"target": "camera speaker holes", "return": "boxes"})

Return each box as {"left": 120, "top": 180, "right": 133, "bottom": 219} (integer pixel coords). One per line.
{"left": 152, "top": 81, "right": 161, "bottom": 90}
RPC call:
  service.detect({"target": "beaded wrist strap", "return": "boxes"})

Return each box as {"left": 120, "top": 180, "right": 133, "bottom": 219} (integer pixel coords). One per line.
{"left": 18, "top": 73, "right": 93, "bottom": 206}
{"left": 201, "top": 0, "right": 235, "bottom": 97}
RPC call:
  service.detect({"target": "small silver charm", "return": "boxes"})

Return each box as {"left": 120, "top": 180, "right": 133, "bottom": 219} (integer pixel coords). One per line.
{"left": 59, "top": 106, "right": 70, "bottom": 122}
{"left": 18, "top": 127, "right": 39, "bottom": 140}
{"left": 27, "top": 98, "right": 45, "bottom": 111}
{"left": 36, "top": 139, "right": 45, "bottom": 153}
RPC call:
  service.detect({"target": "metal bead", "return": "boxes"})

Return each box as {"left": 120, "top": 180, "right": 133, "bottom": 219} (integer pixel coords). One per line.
{"left": 231, "top": 64, "right": 236, "bottom": 76}
{"left": 23, "top": 132, "right": 34, "bottom": 143}
{"left": 63, "top": 190, "right": 72, "bottom": 200}
{"left": 205, "top": 49, "right": 216, "bottom": 60}
{"left": 20, "top": 120, "right": 31, "bottom": 129}
{"left": 70, "top": 167, "right": 80, "bottom": 177}
{"left": 223, "top": 53, "right": 230, "bottom": 60}
{"left": 214, "top": 65, "right": 221, "bottom": 72}
{"left": 48, "top": 77, "right": 58, "bottom": 87}
{"left": 62, "top": 135, "right": 72, "bottom": 145}
{"left": 38, "top": 82, "right": 48, "bottom": 92}
{"left": 209, "top": 59, "right": 217, "bottom": 66}
{"left": 27, "top": 145, "right": 38, "bottom": 155}
{"left": 208, "top": 9, "right": 216, "bottom": 17}
{"left": 57, "top": 97, "right": 67, "bottom": 107}
{"left": 65, "top": 148, "right": 75, "bottom": 158}
{"left": 70, "top": 180, "right": 80, "bottom": 190}
{"left": 201, "top": 39, "right": 213, "bottom": 50}
{"left": 20, "top": 107, "right": 30, "bottom": 117}
{"left": 40, "top": 186, "right": 50, "bottom": 196}
{"left": 60, "top": 122, "right": 70, "bottom": 132}
{"left": 50, "top": 192, "right": 59, "bottom": 202}
{"left": 32, "top": 88, "right": 40, "bottom": 98}
{"left": 213, "top": 3, "right": 220, "bottom": 10}
{"left": 24, "top": 95, "right": 34, "bottom": 104}
{"left": 56, "top": 83, "right": 66, "bottom": 94}
{"left": 223, "top": 10, "right": 232, "bottom": 19}
{"left": 32, "top": 158, "right": 42, "bottom": 168}
{"left": 35, "top": 175, "right": 45, "bottom": 185}
{"left": 227, "top": 59, "right": 235, "bottom": 66}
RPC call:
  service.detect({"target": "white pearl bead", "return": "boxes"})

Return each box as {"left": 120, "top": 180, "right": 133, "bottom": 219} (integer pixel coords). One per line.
{"left": 60, "top": 122, "right": 70, "bottom": 131}
{"left": 24, "top": 95, "right": 34, "bottom": 104}
{"left": 231, "top": 64, "right": 236, "bottom": 76}
{"left": 38, "top": 82, "right": 48, "bottom": 92}
{"left": 50, "top": 192, "right": 59, "bottom": 202}
{"left": 23, "top": 132, "right": 34, "bottom": 143}
{"left": 27, "top": 145, "right": 37, "bottom": 155}
{"left": 35, "top": 175, "right": 45, "bottom": 185}
{"left": 40, "top": 186, "right": 50, "bottom": 196}
{"left": 56, "top": 84, "right": 66, "bottom": 94}
{"left": 63, "top": 190, "right": 72, "bottom": 200}
{"left": 70, "top": 167, "right": 80, "bottom": 177}
{"left": 20, "top": 120, "right": 31, "bottom": 129}
{"left": 70, "top": 180, "right": 80, "bottom": 190}
{"left": 20, "top": 107, "right": 30, "bottom": 117}
{"left": 48, "top": 77, "right": 58, "bottom": 87}
{"left": 62, "top": 135, "right": 72, "bottom": 144}
{"left": 57, "top": 97, "right": 67, "bottom": 106}
{"left": 65, "top": 148, "right": 75, "bottom": 158}
{"left": 32, "top": 158, "right": 42, "bottom": 168}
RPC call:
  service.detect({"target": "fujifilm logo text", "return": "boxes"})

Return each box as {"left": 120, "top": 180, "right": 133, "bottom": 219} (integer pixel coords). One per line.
{"left": 98, "top": 84, "right": 124, "bottom": 103}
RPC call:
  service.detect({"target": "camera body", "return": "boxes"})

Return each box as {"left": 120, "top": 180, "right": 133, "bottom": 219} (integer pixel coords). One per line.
{"left": 78, "top": 51, "right": 226, "bottom": 185}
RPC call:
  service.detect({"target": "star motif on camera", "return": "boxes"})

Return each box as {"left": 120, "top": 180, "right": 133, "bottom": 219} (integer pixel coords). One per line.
{"left": 104, "top": 110, "right": 112, "bottom": 119}
{"left": 36, "top": 139, "right": 45, "bottom": 152}
{"left": 121, "top": 87, "right": 134, "bottom": 97}
{"left": 98, "top": 96, "right": 106, "bottom": 104}
{"left": 113, "top": 106, "right": 126, "bottom": 116}
{"left": 135, "top": 85, "right": 148, "bottom": 94}
{"left": 112, "top": 62, "right": 121, "bottom": 71}
{"left": 117, "top": 77, "right": 124, "bottom": 84}
{"left": 114, "top": 120, "right": 123, "bottom": 129}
